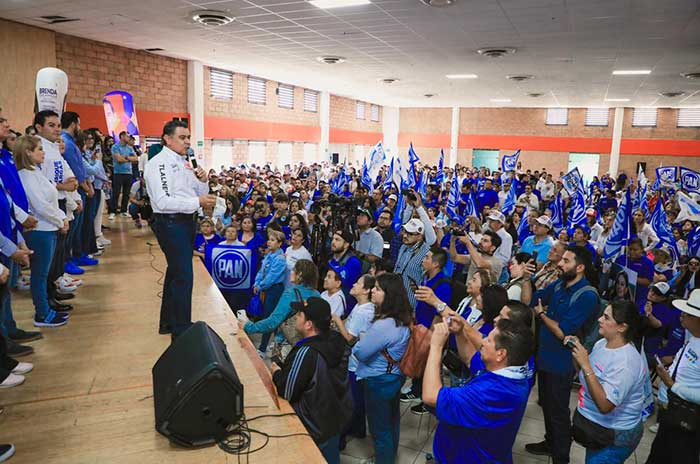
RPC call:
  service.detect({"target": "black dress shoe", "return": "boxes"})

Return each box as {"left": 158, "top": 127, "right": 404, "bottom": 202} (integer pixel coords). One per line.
{"left": 6, "top": 340, "right": 34, "bottom": 357}
{"left": 54, "top": 292, "right": 75, "bottom": 301}
{"left": 525, "top": 440, "right": 552, "bottom": 456}
{"left": 49, "top": 299, "right": 73, "bottom": 312}
{"left": 158, "top": 326, "right": 172, "bottom": 335}
{"left": 9, "top": 329, "right": 43, "bottom": 343}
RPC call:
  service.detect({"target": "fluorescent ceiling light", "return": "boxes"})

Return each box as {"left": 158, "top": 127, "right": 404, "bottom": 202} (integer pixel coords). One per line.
{"left": 612, "top": 70, "right": 651, "bottom": 75}
{"left": 446, "top": 74, "right": 478, "bottom": 79}
{"left": 605, "top": 98, "right": 630, "bottom": 102}
{"left": 309, "top": 0, "right": 371, "bottom": 9}
{"left": 490, "top": 98, "right": 511, "bottom": 103}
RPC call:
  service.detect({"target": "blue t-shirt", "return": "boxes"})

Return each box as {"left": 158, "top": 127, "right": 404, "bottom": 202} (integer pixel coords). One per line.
{"left": 111, "top": 143, "right": 135, "bottom": 175}
{"left": 194, "top": 233, "right": 222, "bottom": 254}
{"left": 470, "top": 351, "right": 536, "bottom": 389}
{"left": 520, "top": 236, "right": 554, "bottom": 265}
{"left": 477, "top": 189, "right": 499, "bottom": 213}
{"left": 256, "top": 214, "right": 273, "bottom": 234}
{"left": 415, "top": 272, "right": 452, "bottom": 328}
{"left": 434, "top": 369, "right": 530, "bottom": 463}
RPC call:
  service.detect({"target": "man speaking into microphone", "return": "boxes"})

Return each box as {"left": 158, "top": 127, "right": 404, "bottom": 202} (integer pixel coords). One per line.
{"left": 144, "top": 121, "right": 216, "bottom": 340}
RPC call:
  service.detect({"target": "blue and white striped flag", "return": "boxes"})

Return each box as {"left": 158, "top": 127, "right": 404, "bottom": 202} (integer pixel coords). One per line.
{"left": 446, "top": 172, "right": 461, "bottom": 223}
{"left": 676, "top": 191, "right": 700, "bottom": 223}
{"left": 361, "top": 158, "right": 373, "bottom": 190}
{"left": 406, "top": 144, "right": 419, "bottom": 189}
{"left": 502, "top": 177, "right": 519, "bottom": 216}
{"left": 561, "top": 167, "right": 584, "bottom": 195}
{"left": 416, "top": 169, "right": 427, "bottom": 198}
{"left": 603, "top": 187, "right": 633, "bottom": 260}
{"left": 464, "top": 190, "right": 479, "bottom": 219}
{"left": 568, "top": 190, "right": 587, "bottom": 227}
{"left": 436, "top": 149, "right": 445, "bottom": 186}
{"left": 241, "top": 183, "right": 254, "bottom": 203}
{"left": 392, "top": 191, "right": 406, "bottom": 233}
{"left": 650, "top": 197, "right": 680, "bottom": 265}
{"left": 518, "top": 208, "right": 531, "bottom": 245}
{"left": 551, "top": 191, "right": 564, "bottom": 233}
{"left": 654, "top": 166, "right": 677, "bottom": 190}
{"left": 501, "top": 149, "right": 521, "bottom": 173}
{"left": 367, "top": 142, "right": 386, "bottom": 178}
{"left": 383, "top": 157, "right": 395, "bottom": 191}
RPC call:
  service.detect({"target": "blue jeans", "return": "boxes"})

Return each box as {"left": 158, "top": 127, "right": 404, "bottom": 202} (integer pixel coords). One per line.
{"left": 25, "top": 230, "right": 57, "bottom": 319}
{"left": 585, "top": 422, "right": 642, "bottom": 464}
{"left": 318, "top": 434, "right": 340, "bottom": 464}
{"left": 364, "top": 373, "right": 404, "bottom": 464}
{"left": 0, "top": 262, "right": 19, "bottom": 337}
{"left": 152, "top": 214, "right": 197, "bottom": 337}
{"left": 258, "top": 282, "right": 284, "bottom": 352}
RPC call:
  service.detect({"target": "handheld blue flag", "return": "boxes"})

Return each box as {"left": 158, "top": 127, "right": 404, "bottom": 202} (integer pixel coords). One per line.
{"left": 464, "top": 190, "right": 479, "bottom": 219}
{"left": 561, "top": 167, "right": 583, "bottom": 195}
{"left": 650, "top": 197, "right": 680, "bottom": 265}
{"left": 361, "top": 157, "right": 373, "bottom": 190}
{"left": 551, "top": 191, "right": 564, "bottom": 233}
{"left": 502, "top": 177, "right": 519, "bottom": 216}
{"left": 568, "top": 190, "right": 587, "bottom": 227}
{"left": 501, "top": 149, "right": 521, "bottom": 173}
{"left": 406, "top": 143, "right": 419, "bottom": 189}
{"left": 603, "top": 187, "right": 632, "bottom": 260}
{"left": 383, "top": 157, "right": 395, "bottom": 191}
{"left": 680, "top": 166, "right": 700, "bottom": 193}
{"left": 416, "top": 169, "right": 427, "bottom": 199}
{"left": 446, "top": 172, "right": 460, "bottom": 223}
{"left": 241, "top": 183, "right": 254, "bottom": 203}
{"left": 436, "top": 149, "right": 445, "bottom": 186}
{"left": 367, "top": 142, "right": 386, "bottom": 178}
{"left": 687, "top": 226, "right": 700, "bottom": 258}
{"left": 655, "top": 166, "right": 677, "bottom": 190}
{"left": 392, "top": 191, "right": 406, "bottom": 233}
{"left": 676, "top": 191, "right": 700, "bottom": 223}
{"left": 518, "top": 208, "right": 531, "bottom": 245}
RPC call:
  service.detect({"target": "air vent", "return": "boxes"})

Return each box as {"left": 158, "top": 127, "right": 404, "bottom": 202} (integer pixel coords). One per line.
{"left": 527, "top": 92, "right": 544, "bottom": 98}
{"left": 477, "top": 47, "right": 516, "bottom": 58}
{"left": 419, "top": 0, "right": 456, "bottom": 6}
{"left": 192, "top": 10, "right": 235, "bottom": 26}
{"left": 36, "top": 15, "right": 80, "bottom": 24}
{"left": 144, "top": 48, "right": 164, "bottom": 52}
{"left": 316, "top": 55, "right": 346, "bottom": 64}
{"left": 659, "top": 91, "right": 685, "bottom": 98}
{"left": 379, "top": 78, "right": 399, "bottom": 84}
{"left": 682, "top": 72, "right": 700, "bottom": 80}
{"left": 424, "top": 93, "right": 436, "bottom": 98}
{"left": 507, "top": 75, "right": 534, "bottom": 82}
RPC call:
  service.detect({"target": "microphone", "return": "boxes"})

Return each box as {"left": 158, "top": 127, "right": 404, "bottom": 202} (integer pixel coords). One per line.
{"left": 188, "top": 152, "right": 198, "bottom": 169}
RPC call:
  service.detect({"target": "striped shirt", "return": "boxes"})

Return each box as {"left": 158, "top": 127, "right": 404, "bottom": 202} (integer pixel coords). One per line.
{"left": 395, "top": 239, "right": 431, "bottom": 309}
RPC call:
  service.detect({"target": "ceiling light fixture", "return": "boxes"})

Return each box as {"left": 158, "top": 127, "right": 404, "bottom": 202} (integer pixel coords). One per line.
{"left": 682, "top": 72, "right": 700, "bottom": 80}
{"left": 605, "top": 98, "right": 630, "bottom": 102}
{"left": 490, "top": 98, "right": 512, "bottom": 103}
{"left": 507, "top": 75, "right": 534, "bottom": 82}
{"left": 309, "top": 0, "right": 371, "bottom": 9}
{"left": 419, "top": 0, "right": 457, "bottom": 6}
{"left": 659, "top": 91, "right": 685, "bottom": 98}
{"left": 192, "top": 10, "right": 235, "bottom": 26}
{"left": 379, "top": 78, "right": 400, "bottom": 84}
{"left": 424, "top": 93, "right": 436, "bottom": 98}
{"left": 446, "top": 74, "right": 478, "bottom": 79}
{"left": 612, "top": 70, "right": 651, "bottom": 75}
{"left": 477, "top": 47, "right": 516, "bottom": 58}
{"left": 316, "top": 55, "right": 346, "bottom": 64}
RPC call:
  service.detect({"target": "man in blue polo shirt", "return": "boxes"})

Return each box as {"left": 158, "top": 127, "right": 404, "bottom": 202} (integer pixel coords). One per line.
{"left": 476, "top": 178, "right": 498, "bottom": 214}
{"left": 521, "top": 245, "right": 600, "bottom": 464}
{"left": 109, "top": 131, "right": 138, "bottom": 219}
{"left": 423, "top": 319, "right": 534, "bottom": 463}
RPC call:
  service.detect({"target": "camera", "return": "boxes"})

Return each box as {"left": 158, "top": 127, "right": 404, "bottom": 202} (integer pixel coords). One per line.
{"left": 453, "top": 228, "right": 467, "bottom": 237}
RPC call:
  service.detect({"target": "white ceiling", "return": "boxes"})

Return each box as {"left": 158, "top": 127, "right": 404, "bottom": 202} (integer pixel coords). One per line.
{"left": 2, "top": 0, "right": 700, "bottom": 108}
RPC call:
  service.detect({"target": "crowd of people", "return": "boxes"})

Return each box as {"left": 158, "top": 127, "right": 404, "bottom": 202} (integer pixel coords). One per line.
{"left": 0, "top": 108, "right": 151, "bottom": 462}
{"left": 1, "top": 101, "right": 700, "bottom": 463}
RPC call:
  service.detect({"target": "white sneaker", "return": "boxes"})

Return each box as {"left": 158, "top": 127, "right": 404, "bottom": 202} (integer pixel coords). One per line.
{"left": 108, "top": 213, "right": 116, "bottom": 221}
{"left": 93, "top": 249, "right": 104, "bottom": 257}
{"left": 120, "top": 212, "right": 129, "bottom": 217}
{"left": 62, "top": 275, "right": 83, "bottom": 287}
{"left": 56, "top": 278, "right": 77, "bottom": 293}
{"left": 0, "top": 373, "right": 25, "bottom": 389}
{"left": 11, "top": 362, "right": 33, "bottom": 375}
{"left": 16, "top": 277, "right": 30, "bottom": 291}
{"left": 97, "top": 237, "right": 112, "bottom": 246}
{"left": 649, "top": 422, "right": 659, "bottom": 433}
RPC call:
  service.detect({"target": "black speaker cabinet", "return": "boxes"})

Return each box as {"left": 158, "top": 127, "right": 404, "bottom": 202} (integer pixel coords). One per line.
{"left": 152, "top": 321, "right": 244, "bottom": 447}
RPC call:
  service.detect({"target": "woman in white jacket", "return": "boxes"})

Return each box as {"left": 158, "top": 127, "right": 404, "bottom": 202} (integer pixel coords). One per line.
{"left": 14, "top": 136, "right": 69, "bottom": 328}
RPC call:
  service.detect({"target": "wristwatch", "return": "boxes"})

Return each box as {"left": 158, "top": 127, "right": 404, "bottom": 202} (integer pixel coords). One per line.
{"left": 436, "top": 302, "right": 447, "bottom": 313}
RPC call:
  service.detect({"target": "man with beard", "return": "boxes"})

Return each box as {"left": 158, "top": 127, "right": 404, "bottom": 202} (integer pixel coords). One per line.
{"left": 328, "top": 230, "right": 362, "bottom": 313}
{"left": 521, "top": 245, "right": 600, "bottom": 464}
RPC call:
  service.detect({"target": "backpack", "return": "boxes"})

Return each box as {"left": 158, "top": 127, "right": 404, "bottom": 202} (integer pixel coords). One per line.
{"left": 553, "top": 282, "right": 602, "bottom": 352}
{"left": 381, "top": 323, "right": 432, "bottom": 379}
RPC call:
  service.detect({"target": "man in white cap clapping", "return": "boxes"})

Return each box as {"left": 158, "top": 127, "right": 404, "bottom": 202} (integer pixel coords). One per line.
{"left": 520, "top": 215, "right": 555, "bottom": 267}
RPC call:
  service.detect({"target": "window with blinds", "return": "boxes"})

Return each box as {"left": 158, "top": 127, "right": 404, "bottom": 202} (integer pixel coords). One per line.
{"left": 303, "top": 89, "right": 318, "bottom": 112}
{"left": 247, "top": 76, "right": 266, "bottom": 105}
{"left": 356, "top": 101, "right": 366, "bottom": 120}
{"left": 370, "top": 104, "right": 380, "bottom": 122}
{"left": 546, "top": 107, "right": 568, "bottom": 125}
{"left": 632, "top": 108, "right": 657, "bottom": 127}
{"left": 210, "top": 68, "right": 233, "bottom": 100}
{"left": 277, "top": 84, "right": 294, "bottom": 109}
{"left": 585, "top": 108, "right": 609, "bottom": 126}
{"left": 678, "top": 108, "right": 700, "bottom": 127}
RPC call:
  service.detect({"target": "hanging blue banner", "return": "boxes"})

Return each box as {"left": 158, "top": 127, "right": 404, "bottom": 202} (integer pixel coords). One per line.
{"left": 655, "top": 166, "right": 677, "bottom": 189}
{"left": 205, "top": 245, "right": 256, "bottom": 291}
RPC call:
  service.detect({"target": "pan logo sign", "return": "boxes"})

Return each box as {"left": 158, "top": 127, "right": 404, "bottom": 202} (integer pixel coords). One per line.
{"left": 208, "top": 246, "right": 253, "bottom": 291}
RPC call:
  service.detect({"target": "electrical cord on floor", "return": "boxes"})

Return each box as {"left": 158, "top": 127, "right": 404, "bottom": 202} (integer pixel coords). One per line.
{"left": 146, "top": 242, "right": 164, "bottom": 299}
{"left": 218, "top": 413, "right": 310, "bottom": 462}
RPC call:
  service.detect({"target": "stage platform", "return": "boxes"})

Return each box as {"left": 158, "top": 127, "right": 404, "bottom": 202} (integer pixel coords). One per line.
{"left": 0, "top": 218, "right": 324, "bottom": 463}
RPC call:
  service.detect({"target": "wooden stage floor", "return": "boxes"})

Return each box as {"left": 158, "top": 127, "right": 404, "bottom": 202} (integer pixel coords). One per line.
{"left": 0, "top": 217, "right": 324, "bottom": 463}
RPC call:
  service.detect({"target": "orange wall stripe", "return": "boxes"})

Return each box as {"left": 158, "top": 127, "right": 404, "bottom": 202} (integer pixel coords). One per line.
{"left": 66, "top": 103, "right": 189, "bottom": 137}
{"left": 619, "top": 138, "right": 700, "bottom": 157}
{"left": 329, "top": 128, "right": 382, "bottom": 145}
{"left": 457, "top": 134, "right": 613, "bottom": 153}
{"left": 205, "top": 116, "right": 320, "bottom": 142}
{"left": 398, "top": 132, "right": 451, "bottom": 148}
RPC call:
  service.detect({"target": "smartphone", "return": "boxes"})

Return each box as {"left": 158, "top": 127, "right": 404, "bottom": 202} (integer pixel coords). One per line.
{"left": 236, "top": 310, "right": 247, "bottom": 319}
{"left": 654, "top": 355, "right": 663, "bottom": 366}
{"left": 408, "top": 277, "right": 419, "bottom": 292}
{"left": 565, "top": 339, "right": 577, "bottom": 350}
{"left": 531, "top": 250, "right": 538, "bottom": 263}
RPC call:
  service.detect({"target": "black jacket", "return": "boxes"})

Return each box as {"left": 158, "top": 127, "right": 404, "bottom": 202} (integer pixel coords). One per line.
{"left": 272, "top": 330, "right": 353, "bottom": 443}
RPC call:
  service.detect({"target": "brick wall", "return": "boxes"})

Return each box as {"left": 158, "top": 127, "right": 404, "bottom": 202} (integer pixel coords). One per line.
{"left": 55, "top": 33, "right": 187, "bottom": 113}
{"left": 329, "top": 95, "right": 382, "bottom": 132}
{"left": 400, "top": 108, "right": 452, "bottom": 134}
{"left": 623, "top": 108, "right": 700, "bottom": 140}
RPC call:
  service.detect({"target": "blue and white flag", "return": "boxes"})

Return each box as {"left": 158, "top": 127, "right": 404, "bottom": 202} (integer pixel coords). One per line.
{"left": 406, "top": 143, "right": 419, "bottom": 189}
{"left": 568, "top": 190, "right": 587, "bottom": 227}
{"left": 501, "top": 149, "right": 521, "bottom": 173}
{"left": 361, "top": 158, "right": 373, "bottom": 190}
{"left": 367, "top": 141, "right": 386, "bottom": 178}
{"left": 446, "top": 172, "right": 460, "bottom": 222}
{"left": 687, "top": 226, "right": 700, "bottom": 258}
{"left": 603, "top": 187, "right": 633, "bottom": 260}
{"left": 241, "top": 183, "right": 254, "bottom": 203}
{"left": 561, "top": 167, "right": 584, "bottom": 195}
{"left": 395, "top": 156, "right": 409, "bottom": 190}
{"left": 392, "top": 191, "right": 406, "bottom": 233}
{"left": 675, "top": 191, "right": 700, "bottom": 223}
{"left": 332, "top": 162, "right": 348, "bottom": 194}
{"left": 383, "top": 157, "right": 395, "bottom": 191}
{"left": 680, "top": 166, "right": 700, "bottom": 193}
{"left": 502, "top": 177, "right": 519, "bottom": 216}
{"left": 551, "top": 191, "right": 564, "bottom": 233}
{"left": 650, "top": 197, "right": 680, "bottom": 265}
{"left": 436, "top": 149, "right": 445, "bottom": 186}
{"left": 464, "top": 190, "right": 479, "bottom": 219}
{"left": 518, "top": 208, "right": 531, "bottom": 245}
{"left": 205, "top": 245, "right": 256, "bottom": 291}
{"left": 416, "top": 169, "right": 427, "bottom": 198}
{"left": 654, "top": 166, "right": 677, "bottom": 190}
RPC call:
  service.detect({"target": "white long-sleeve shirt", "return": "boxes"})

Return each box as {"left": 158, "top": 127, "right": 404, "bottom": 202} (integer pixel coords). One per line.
{"left": 637, "top": 223, "right": 660, "bottom": 251}
{"left": 144, "top": 146, "right": 209, "bottom": 214}
{"left": 18, "top": 168, "right": 65, "bottom": 231}
{"left": 38, "top": 135, "right": 74, "bottom": 201}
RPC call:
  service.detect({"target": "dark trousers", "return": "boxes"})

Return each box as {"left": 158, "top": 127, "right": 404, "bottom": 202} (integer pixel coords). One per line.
{"left": 70, "top": 189, "right": 86, "bottom": 260}
{"left": 109, "top": 174, "right": 132, "bottom": 214}
{"left": 81, "top": 189, "right": 100, "bottom": 256}
{"left": 342, "top": 371, "right": 366, "bottom": 440}
{"left": 646, "top": 420, "right": 700, "bottom": 464}
{"left": 152, "top": 214, "right": 197, "bottom": 337}
{"left": 0, "top": 331, "right": 18, "bottom": 383}
{"left": 49, "top": 199, "right": 68, "bottom": 285}
{"left": 538, "top": 370, "right": 573, "bottom": 464}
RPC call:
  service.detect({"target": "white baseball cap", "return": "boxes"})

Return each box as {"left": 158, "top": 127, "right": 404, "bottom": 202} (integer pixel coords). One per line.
{"left": 402, "top": 219, "right": 425, "bottom": 235}
{"left": 651, "top": 282, "right": 671, "bottom": 297}
{"left": 672, "top": 288, "right": 700, "bottom": 317}
{"left": 487, "top": 210, "right": 506, "bottom": 224}
{"left": 388, "top": 194, "right": 398, "bottom": 202}
{"left": 535, "top": 215, "right": 553, "bottom": 229}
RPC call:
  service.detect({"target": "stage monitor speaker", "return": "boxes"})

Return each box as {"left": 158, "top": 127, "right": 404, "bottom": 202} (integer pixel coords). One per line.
{"left": 152, "top": 321, "right": 243, "bottom": 447}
